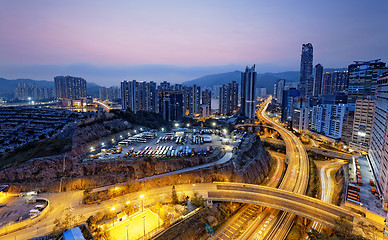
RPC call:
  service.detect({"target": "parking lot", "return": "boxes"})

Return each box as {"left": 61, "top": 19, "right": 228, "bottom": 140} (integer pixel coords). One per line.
{"left": 0, "top": 193, "right": 48, "bottom": 227}
{"left": 86, "top": 128, "right": 236, "bottom": 162}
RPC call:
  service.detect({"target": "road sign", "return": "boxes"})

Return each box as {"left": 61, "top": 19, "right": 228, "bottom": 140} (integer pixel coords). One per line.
{"left": 205, "top": 223, "right": 213, "bottom": 234}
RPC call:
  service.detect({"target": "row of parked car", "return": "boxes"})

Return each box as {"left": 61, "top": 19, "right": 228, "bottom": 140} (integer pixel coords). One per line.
{"left": 124, "top": 145, "right": 213, "bottom": 158}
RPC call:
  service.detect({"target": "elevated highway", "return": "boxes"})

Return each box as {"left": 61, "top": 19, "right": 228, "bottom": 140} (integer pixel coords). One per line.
{"left": 207, "top": 182, "right": 354, "bottom": 228}
{"left": 242, "top": 96, "right": 310, "bottom": 239}
{"left": 93, "top": 99, "right": 121, "bottom": 112}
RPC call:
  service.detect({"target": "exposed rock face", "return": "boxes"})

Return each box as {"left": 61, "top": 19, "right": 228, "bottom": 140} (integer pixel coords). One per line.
{"left": 335, "top": 162, "right": 350, "bottom": 205}
{"left": 233, "top": 134, "right": 271, "bottom": 184}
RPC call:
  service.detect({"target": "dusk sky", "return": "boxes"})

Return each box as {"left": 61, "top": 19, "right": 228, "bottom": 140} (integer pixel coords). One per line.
{"left": 1, "top": 0, "right": 388, "bottom": 86}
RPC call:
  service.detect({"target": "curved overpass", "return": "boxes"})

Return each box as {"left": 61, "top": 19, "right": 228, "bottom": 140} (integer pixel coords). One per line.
{"left": 207, "top": 182, "right": 354, "bottom": 228}
{"left": 93, "top": 100, "right": 121, "bottom": 112}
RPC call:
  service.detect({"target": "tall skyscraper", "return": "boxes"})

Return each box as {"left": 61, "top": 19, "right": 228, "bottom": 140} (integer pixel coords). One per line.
{"left": 299, "top": 43, "right": 314, "bottom": 98}
{"left": 188, "top": 85, "right": 201, "bottom": 116}
{"left": 322, "top": 72, "right": 332, "bottom": 95}
{"left": 219, "top": 81, "right": 238, "bottom": 116}
{"left": 313, "top": 64, "right": 323, "bottom": 96}
{"left": 202, "top": 89, "right": 212, "bottom": 113}
{"left": 281, "top": 88, "right": 299, "bottom": 122}
{"left": 15, "top": 83, "right": 54, "bottom": 100}
{"left": 158, "top": 90, "right": 183, "bottom": 121}
{"left": 99, "top": 87, "right": 120, "bottom": 101}
{"left": 274, "top": 79, "right": 285, "bottom": 104}
{"left": 241, "top": 65, "right": 257, "bottom": 123}
{"left": 121, "top": 80, "right": 157, "bottom": 112}
{"left": 347, "top": 59, "right": 388, "bottom": 104}
{"left": 54, "top": 76, "right": 86, "bottom": 100}
{"left": 230, "top": 81, "right": 239, "bottom": 112}
{"left": 159, "top": 81, "right": 171, "bottom": 91}
{"left": 331, "top": 71, "right": 348, "bottom": 93}
{"left": 343, "top": 60, "right": 387, "bottom": 145}
{"left": 368, "top": 71, "right": 388, "bottom": 210}
{"left": 349, "top": 100, "right": 375, "bottom": 152}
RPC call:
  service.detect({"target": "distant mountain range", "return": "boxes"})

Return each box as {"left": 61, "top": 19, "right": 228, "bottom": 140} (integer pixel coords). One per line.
{"left": 0, "top": 67, "right": 347, "bottom": 98}
{"left": 0, "top": 78, "right": 101, "bottom": 98}
{"left": 183, "top": 71, "right": 300, "bottom": 93}
{"left": 183, "top": 68, "right": 347, "bottom": 93}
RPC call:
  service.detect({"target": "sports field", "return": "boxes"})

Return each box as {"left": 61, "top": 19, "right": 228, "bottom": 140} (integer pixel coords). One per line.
{"left": 108, "top": 209, "right": 162, "bottom": 240}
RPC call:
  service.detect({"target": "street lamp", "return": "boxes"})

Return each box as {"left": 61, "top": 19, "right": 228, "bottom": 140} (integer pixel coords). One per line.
{"left": 143, "top": 216, "right": 146, "bottom": 240}
{"left": 212, "top": 122, "right": 216, "bottom": 127}
{"left": 101, "top": 142, "right": 105, "bottom": 147}
{"left": 161, "top": 127, "right": 165, "bottom": 132}
{"left": 90, "top": 147, "right": 94, "bottom": 152}
{"left": 140, "top": 194, "right": 144, "bottom": 212}
{"left": 174, "top": 123, "right": 179, "bottom": 128}
{"left": 186, "top": 123, "right": 190, "bottom": 127}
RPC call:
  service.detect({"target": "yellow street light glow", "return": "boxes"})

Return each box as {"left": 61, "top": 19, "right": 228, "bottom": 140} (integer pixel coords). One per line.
{"left": 140, "top": 194, "right": 144, "bottom": 199}
{"left": 111, "top": 206, "right": 115, "bottom": 211}
{"left": 126, "top": 201, "right": 131, "bottom": 205}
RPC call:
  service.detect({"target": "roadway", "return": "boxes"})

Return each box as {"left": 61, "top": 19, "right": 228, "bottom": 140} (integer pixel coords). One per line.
{"left": 240, "top": 96, "right": 310, "bottom": 240}
{"left": 208, "top": 182, "right": 354, "bottom": 228}
{"left": 305, "top": 160, "right": 346, "bottom": 238}
{"left": 261, "top": 136, "right": 353, "bottom": 161}
{"left": 212, "top": 154, "right": 284, "bottom": 240}
{"left": 1, "top": 181, "right": 359, "bottom": 240}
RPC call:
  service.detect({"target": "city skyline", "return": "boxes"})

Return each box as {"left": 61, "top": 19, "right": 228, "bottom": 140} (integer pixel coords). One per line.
{"left": 0, "top": 1, "right": 388, "bottom": 85}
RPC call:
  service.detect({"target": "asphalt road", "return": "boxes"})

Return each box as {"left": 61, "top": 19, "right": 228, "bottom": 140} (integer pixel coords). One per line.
{"left": 305, "top": 160, "right": 346, "bottom": 239}
{"left": 243, "top": 97, "right": 310, "bottom": 240}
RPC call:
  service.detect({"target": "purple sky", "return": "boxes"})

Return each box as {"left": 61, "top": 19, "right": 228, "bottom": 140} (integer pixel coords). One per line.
{"left": 0, "top": 0, "right": 387, "bottom": 86}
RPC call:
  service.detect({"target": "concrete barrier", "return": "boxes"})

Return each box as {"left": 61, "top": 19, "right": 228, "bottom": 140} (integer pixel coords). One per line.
{"left": 0, "top": 198, "right": 50, "bottom": 237}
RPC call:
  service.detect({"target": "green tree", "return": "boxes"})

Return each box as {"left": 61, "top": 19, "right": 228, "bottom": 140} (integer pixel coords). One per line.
{"left": 172, "top": 186, "right": 179, "bottom": 204}
{"left": 191, "top": 192, "right": 205, "bottom": 207}
{"left": 53, "top": 212, "right": 80, "bottom": 234}
{"left": 358, "top": 221, "right": 379, "bottom": 240}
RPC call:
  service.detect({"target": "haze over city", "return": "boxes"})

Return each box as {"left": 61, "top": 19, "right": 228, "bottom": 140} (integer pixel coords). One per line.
{"left": 1, "top": 0, "right": 388, "bottom": 86}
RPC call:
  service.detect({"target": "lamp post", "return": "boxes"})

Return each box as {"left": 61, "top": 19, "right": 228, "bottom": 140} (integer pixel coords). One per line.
{"left": 143, "top": 216, "right": 146, "bottom": 240}
{"left": 126, "top": 225, "right": 129, "bottom": 240}
{"left": 140, "top": 194, "right": 144, "bottom": 212}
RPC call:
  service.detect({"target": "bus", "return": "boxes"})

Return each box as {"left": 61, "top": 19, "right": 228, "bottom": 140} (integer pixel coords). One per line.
{"left": 347, "top": 195, "right": 360, "bottom": 202}
{"left": 348, "top": 183, "right": 360, "bottom": 191}
{"left": 348, "top": 189, "right": 359, "bottom": 195}
{"left": 348, "top": 192, "right": 360, "bottom": 200}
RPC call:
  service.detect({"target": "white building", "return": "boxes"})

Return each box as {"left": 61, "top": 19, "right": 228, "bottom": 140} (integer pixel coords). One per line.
{"left": 310, "top": 104, "right": 346, "bottom": 139}
{"left": 368, "top": 71, "right": 388, "bottom": 210}
{"left": 349, "top": 100, "right": 375, "bottom": 152}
